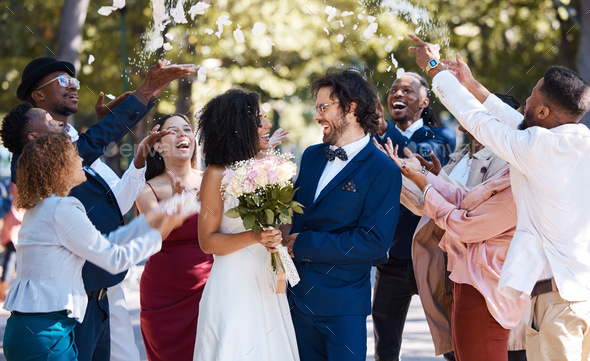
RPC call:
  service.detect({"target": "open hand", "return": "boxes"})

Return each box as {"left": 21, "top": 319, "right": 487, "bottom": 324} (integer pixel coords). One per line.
{"left": 269, "top": 128, "right": 290, "bottom": 148}
{"left": 137, "top": 60, "right": 198, "bottom": 100}
{"left": 167, "top": 171, "right": 187, "bottom": 195}
{"left": 441, "top": 54, "right": 475, "bottom": 87}
{"left": 134, "top": 124, "right": 174, "bottom": 168}
{"left": 413, "top": 150, "right": 442, "bottom": 176}
{"left": 95, "top": 91, "right": 132, "bottom": 122}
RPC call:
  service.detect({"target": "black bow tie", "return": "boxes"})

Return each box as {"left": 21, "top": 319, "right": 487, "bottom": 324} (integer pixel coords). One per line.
{"left": 325, "top": 147, "right": 348, "bottom": 161}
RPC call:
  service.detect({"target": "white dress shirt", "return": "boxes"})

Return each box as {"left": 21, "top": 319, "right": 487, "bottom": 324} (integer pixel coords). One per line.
{"left": 68, "top": 125, "right": 146, "bottom": 214}
{"left": 433, "top": 70, "right": 590, "bottom": 301}
{"left": 3, "top": 195, "right": 162, "bottom": 321}
{"left": 315, "top": 134, "right": 370, "bottom": 201}
{"left": 395, "top": 118, "right": 424, "bottom": 138}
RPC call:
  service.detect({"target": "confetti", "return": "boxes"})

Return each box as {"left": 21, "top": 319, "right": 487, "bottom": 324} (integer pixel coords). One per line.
{"left": 113, "top": 0, "right": 125, "bottom": 9}
{"left": 204, "top": 28, "right": 214, "bottom": 35}
{"left": 233, "top": 25, "right": 245, "bottom": 44}
{"left": 188, "top": 2, "right": 211, "bottom": 19}
{"left": 97, "top": 6, "right": 116, "bottom": 16}
{"left": 88, "top": 55, "right": 95, "bottom": 65}
{"left": 391, "top": 53, "right": 398, "bottom": 68}
{"left": 341, "top": 11, "right": 354, "bottom": 17}
{"left": 197, "top": 67, "right": 207, "bottom": 82}
{"left": 337, "top": 34, "right": 344, "bottom": 42}
{"left": 163, "top": 43, "right": 173, "bottom": 51}
{"left": 215, "top": 15, "right": 232, "bottom": 38}
{"left": 266, "top": 37, "right": 275, "bottom": 46}
{"left": 170, "top": 0, "right": 188, "bottom": 24}
{"left": 325, "top": 6, "right": 337, "bottom": 22}
{"left": 252, "top": 22, "right": 265, "bottom": 35}
{"left": 165, "top": 33, "right": 174, "bottom": 41}
{"left": 396, "top": 68, "right": 406, "bottom": 79}
{"left": 363, "top": 22, "right": 378, "bottom": 39}
{"left": 105, "top": 94, "right": 116, "bottom": 100}
{"left": 323, "top": 27, "right": 330, "bottom": 36}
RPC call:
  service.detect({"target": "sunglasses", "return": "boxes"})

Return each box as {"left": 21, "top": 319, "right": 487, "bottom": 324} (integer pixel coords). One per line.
{"left": 37, "top": 75, "right": 80, "bottom": 91}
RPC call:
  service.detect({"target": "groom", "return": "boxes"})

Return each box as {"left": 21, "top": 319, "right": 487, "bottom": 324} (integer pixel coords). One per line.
{"left": 286, "top": 68, "right": 402, "bottom": 361}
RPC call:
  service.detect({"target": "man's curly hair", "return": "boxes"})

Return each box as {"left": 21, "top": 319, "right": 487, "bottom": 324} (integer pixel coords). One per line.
{"left": 311, "top": 68, "right": 379, "bottom": 134}
{"left": 1, "top": 102, "right": 34, "bottom": 154}
{"left": 16, "top": 133, "right": 79, "bottom": 209}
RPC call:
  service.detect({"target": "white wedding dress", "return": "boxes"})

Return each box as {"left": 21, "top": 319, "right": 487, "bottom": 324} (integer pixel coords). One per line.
{"left": 193, "top": 196, "right": 300, "bottom": 361}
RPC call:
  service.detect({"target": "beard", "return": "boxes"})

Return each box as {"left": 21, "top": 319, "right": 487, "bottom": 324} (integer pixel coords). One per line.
{"left": 323, "top": 114, "right": 348, "bottom": 145}
{"left": 55, "top": 103, "right": 77, "bottom": 117}
{"left": 518, "top": 109, "right": 535, "bottom": 130}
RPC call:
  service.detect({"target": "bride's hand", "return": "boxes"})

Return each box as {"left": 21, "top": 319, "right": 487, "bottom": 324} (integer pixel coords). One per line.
{"left": 255, "top": 229, "right": 282, "bottom": 253}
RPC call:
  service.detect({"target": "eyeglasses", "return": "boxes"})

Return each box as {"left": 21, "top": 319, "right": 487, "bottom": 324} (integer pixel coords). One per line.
{"left": 314, "top": 101, "right": 339, "bottom": 116}
{"left": 36, "top": 75, "right": 80, "bottom": 91}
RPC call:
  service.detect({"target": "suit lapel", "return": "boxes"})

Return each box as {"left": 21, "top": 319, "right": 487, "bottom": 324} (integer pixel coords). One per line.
{"left": 299, "top": 147, "right": 328, "bottom": 207}
{"left": 308, "top": 141, "right": 375, "bottom": 211}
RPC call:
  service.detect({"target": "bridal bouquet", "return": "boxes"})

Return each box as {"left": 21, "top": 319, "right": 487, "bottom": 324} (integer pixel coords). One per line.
{"left": 221, "top": 150, "right": 303, "bottom": 293}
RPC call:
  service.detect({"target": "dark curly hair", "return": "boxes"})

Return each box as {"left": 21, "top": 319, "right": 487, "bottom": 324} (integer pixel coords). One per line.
{"left": 540, "top": 66, "right": 590, "bottom": 117}
{"left": 145, "top": 113, "right": 197, "bottom": 181}
{"left": 197, "top": 89, "right": 262, "bottom": 166}
{"left": 400, "top": 72, "right": 440, "bottom": 128}
{"left": 15, "top": 132, "right": 78, "bottom": 209}
{"left": 311, "top": 68, "right": 379, "bottom": 134}
{"left": 1, "top": 102, "right": 35, "bottom": 154}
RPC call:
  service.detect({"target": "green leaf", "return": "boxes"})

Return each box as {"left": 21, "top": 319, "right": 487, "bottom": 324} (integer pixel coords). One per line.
{"left": 243, "top": 213, "right": 256, "bottom": 230}
{"left": 279, "top": 213, "right": 291, "bottom": 224}
{"left": 225, "top": 207, "right": 240, "bottom": 218}
{"left": 265, "top": 208, "right": 274, "bottom": 225}
{"left": 291, "top": 204, "right": 304, "bottom": 214}
{"left": 278, "top": 190, "right": 293, "bottom": 203}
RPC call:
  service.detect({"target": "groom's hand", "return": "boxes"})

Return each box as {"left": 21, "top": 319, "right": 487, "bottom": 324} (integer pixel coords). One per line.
{"left": 284, "top": 233, "right": 298, "bottom": 258}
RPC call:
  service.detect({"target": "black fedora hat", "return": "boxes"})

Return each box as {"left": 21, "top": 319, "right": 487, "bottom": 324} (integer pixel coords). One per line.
{"left": 17, "top": 57, "right": 76, "bottom": 101}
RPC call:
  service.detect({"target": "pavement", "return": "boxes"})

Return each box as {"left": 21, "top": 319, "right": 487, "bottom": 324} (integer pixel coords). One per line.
{"left": 0, "top": 266, "right": 444, "bottom": 361}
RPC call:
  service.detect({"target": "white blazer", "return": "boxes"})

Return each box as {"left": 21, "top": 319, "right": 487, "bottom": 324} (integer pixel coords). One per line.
{"left": 3, "top": 195, "right": 162, "bottom": 321}
{"left": 432, "top": 70, "right": 590, "bottom": 301}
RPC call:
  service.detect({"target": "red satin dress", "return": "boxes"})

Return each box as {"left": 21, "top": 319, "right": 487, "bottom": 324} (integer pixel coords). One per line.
{"left": 140, "top": 184, "right": 213, "bottom": 361}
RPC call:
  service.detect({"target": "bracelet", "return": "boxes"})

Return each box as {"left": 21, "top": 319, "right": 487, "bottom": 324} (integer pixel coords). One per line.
{"left": 421, "top": 184, "right": 433, "bottom": 203}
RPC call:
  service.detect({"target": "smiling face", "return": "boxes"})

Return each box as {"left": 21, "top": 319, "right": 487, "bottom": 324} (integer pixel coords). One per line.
{"left": 154, "top": 116, "right": 195, "bottom": 160}
{"left": 257, "top": 108, "right": 272, "bottom": 152}
{"left": 313, "top": 87, "right": 350, "bottom": 146}
{"left": 32, "top": 71, "right": 78, "bottom": 123}
{"left": 26, "top": 108, "right": 66, "bottom": 142}
{"left": 387, "top": 75, "right": 429, "bottom": 125}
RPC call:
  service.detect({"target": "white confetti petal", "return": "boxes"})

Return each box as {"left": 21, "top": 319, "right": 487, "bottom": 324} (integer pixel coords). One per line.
{"left": 113, "top": 0, "right": 125, "bottom": 9}
{"left": 386, "top": 65, "right": 392, "bottom": 72}
{"left": 188, "top": 2, "right": 210, "bottom": 20}
{"left": 152, "top": 0, "right": 166, "bottom": 24}
{"left": 337, "top": 20, "right": 344, "bottom": 28}
{"left": 165, "top": 33, "right": 174, "bottom": 41}
{"left": 363, "top": 22, "right": 378, "bottom": 39}
{"left": 233, "top": 25, "right": 245, "bottom": 43}
{"left": 357, "top": 14, "right": 364, "bottom": 20}
{"left": 265, "top": 37, "right": 275, "bottom": 46}
{"left": 152, "top": 36, "right": 164, "bottom": 50}
{"left": 204, "top": 28, "right": 214, "bottom": 35}
{"left": 325, "top": 6, "right": 337, "bottom": 22}
{"left": 398, "top": 36, "right": 404, "bottom": 40}
{"left": 416, "top": 26, "right": 422, "bottom": 34}
{"left": 252, "top": 22, "right": 265, "bottom": 35}
{"left": 105, "top": 94, "right": 116, "bottom": 100}
{"left": 367, "top": 15, "right": 376, "bottom": 23}
{"left": 163, "top": 42, "right": 173, "bottom": 51}
{"left": 97, "top": 6, "right": 116, "bottom": 16}
{"left": 88, "top": 55, "right": 95, "bottom": 65}
{"left": 215, "top": 15, "right": 232, "bottom": 39}
{"left": 337, "top": 34, "right": 344, "bottom": 42}
{"left": 170, "top": 0, "right": 188, "bottom": 24}
{"left": 323, "top": 27, "right": 330, "bottom": 36}
{"left": 197, "top": 67, "right": 207, "bottom": 82}
{"left": 214, "top": 67, "right": 221, "bottom": 71}
{"left": 341, "top": 11, "right": 354, "bottom": 17}
{"left": 396, "top": 68, "right": 406, "bottom": 79}
{"left": 353, "top": 24, "right": 358, "bottom": 30}
{"left": 391, "top": 53, "right": 398, "bottom": 68}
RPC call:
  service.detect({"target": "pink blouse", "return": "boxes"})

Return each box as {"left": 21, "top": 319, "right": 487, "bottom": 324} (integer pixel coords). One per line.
{"left": 424, "top": 167, "right": 528, "bottom": 329}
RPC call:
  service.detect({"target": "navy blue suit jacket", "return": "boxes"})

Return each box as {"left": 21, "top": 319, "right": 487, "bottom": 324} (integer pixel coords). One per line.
{"left": 288, "top": 140, "right": 402, "bottom": 317}
{"left": 11, "top": 95, "right": 153, "bottom": 291}
{"left": 376, "top": 121, "right": 456, "bottom": 260}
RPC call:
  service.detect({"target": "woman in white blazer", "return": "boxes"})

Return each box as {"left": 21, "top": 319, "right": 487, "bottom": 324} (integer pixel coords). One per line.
{"left": 2, "top": 132, "right": 191, "bottom": 361}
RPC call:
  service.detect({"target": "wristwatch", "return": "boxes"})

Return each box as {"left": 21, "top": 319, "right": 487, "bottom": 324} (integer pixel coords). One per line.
{"left": 424, "top": 59, "right": 440, "bottom": 73}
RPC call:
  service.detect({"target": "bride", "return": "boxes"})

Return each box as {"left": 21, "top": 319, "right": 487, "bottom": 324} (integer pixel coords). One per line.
{"left": 193, "top": 89, "right": 300, "bottom": 361}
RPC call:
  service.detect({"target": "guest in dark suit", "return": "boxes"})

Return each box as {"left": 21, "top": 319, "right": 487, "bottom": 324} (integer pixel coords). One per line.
{"left": 284, "top": 68, "right": 402, "bottom": 361}
{"left": 2, "top": 57, "right": 194, "bottom": 361}
{"left": 371, "top": 72, "right": 456, "bottom": 361}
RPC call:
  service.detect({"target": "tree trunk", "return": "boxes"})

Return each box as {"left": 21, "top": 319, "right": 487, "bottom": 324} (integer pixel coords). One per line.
{"left": 578, "top": 0, "right": 590, "bottom": 126}
{"left": 56, "top": 0, "right": 90, "bottom": 73}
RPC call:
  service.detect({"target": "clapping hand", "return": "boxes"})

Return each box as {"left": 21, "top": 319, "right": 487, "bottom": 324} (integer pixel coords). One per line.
{"left": 413, "top": 150, "right": 442, "bottom": 176}
{"left": 382, "top": 140, "right": 428, "bottom": 191}
{"left": 441, "top": 54, "right": 476, "bottom": 87}
{"left": 167, "top": 171, "right": 187, "bottom": 195}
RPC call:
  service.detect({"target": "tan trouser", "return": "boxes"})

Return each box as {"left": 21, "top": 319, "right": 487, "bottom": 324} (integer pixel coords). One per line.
{"left": 527, "top": 289, "right": 590, "bottom": 360}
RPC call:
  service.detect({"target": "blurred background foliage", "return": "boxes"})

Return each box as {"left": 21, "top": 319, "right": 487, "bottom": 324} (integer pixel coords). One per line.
{"left": 0, "top": 0, "right": 588, "bottom": 173}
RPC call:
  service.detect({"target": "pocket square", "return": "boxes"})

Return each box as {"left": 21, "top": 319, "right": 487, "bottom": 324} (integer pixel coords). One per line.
{"left": 341, "top": 180, "right": 357, "bottom": 192}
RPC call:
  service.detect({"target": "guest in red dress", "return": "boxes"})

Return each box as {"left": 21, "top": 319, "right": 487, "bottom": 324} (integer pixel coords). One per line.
{"left": 136, "top": 113, "right": 213, "bottom": 361}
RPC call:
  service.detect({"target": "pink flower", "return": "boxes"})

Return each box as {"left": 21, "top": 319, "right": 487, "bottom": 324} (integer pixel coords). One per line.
{"left": 268, "top": 169, "right": 279, "bottom": 184}
{"left": 221, "top": 168, "right": 234, "bottom": 185}
{"left": 242, "top": 179, "right": 256, "bottom": 193}
{"left": 247, "top": 167, "right": 260, "bottom": 181}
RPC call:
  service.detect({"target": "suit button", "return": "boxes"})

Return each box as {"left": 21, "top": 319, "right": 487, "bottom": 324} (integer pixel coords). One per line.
{"left": 302, "top": 226, "right": 308, "bottom": 231}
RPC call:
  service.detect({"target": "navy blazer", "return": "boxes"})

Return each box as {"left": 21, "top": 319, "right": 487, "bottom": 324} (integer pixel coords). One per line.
{"left": 377, "top": 121, "right": 456, "bottom": 260}
{"left": 374, "top": 120, "right": 456, "bottom": 165}
{"left": 289, "top": 140, "right": 402, "bottom": 317}
{"left": 11, "top": 95, "right": 153, "bottom": 291}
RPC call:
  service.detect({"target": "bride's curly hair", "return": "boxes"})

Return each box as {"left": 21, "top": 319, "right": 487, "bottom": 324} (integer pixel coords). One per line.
{"left": 197, "top": 89, "right": 262, "bottom": 166}
{"left": 16, "top": 133, "right": 79, "bottom": 209}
